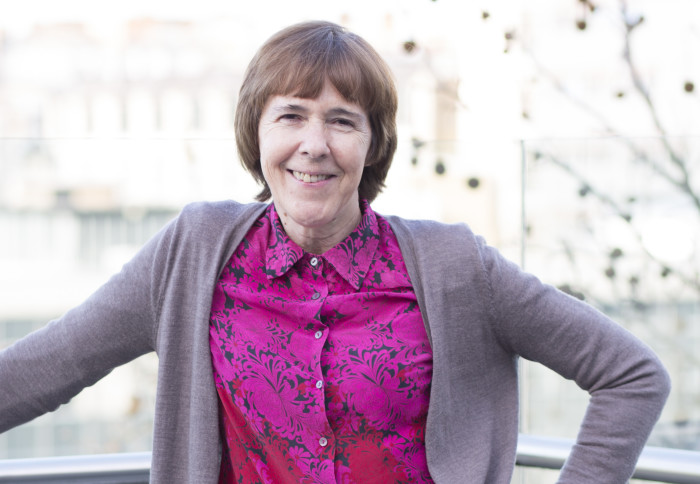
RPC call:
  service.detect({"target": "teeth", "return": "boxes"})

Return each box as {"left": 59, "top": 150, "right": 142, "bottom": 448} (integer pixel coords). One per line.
{"left": 292, "top": 171, "right": 330, "bottom": 183}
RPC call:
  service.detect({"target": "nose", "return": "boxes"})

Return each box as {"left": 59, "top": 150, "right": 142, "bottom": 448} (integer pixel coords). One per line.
{"left": 299, "top": 120, "right": 330, "bottom": 160}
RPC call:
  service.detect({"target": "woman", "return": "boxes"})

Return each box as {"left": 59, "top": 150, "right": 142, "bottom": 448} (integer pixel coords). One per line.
{"left": 0, "top": 21, "right": 670, "bottom": 483}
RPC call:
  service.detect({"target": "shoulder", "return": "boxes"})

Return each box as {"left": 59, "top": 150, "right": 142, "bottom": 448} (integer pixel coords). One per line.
{"left": 379, "top": 212, "right": 525, "bottom": 293}
{"left": 381, "top": 213, "right": 482, "bottom": 255}
{"left": 177, "top": 200, "right": 268, "bottom": 227}
{"left": 382, "top": 213, "right": 474, "bottom": 236}
{"left": 155, "top": 200, "right": 268, "bottom": 253}
{"left": 379, "top": 213, "right": 499, "bottom": 290}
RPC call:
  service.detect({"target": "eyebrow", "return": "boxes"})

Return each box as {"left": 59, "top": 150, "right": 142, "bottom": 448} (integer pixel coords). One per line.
{"left": 327, "top": 107, "right": 365, "bottom": 122}
{"left": 271, "top": 104, "right": 366, "bottom": 122}
{"left": 271, "top": 103, "right": 307, "bottom": 114}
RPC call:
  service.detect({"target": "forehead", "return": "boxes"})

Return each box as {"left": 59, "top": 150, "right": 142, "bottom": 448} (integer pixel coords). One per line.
{"left": 263, "top": 83, "right": 367, "bottom": 116}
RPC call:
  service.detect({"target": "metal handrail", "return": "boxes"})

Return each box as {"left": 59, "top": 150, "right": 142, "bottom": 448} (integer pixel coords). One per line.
{"left": 0, "top": 434, "right": 698, "bottom": 483}
{"left": 0, "top": 451, "right": 151, "bottom": 483}
{"left": 516, "top": 434, "right": 700, "bottom": 484}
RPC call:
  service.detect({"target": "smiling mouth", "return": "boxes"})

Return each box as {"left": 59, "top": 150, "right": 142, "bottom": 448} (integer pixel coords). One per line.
{"left": 291, "top": 170, "right": 332, "bottom": 183}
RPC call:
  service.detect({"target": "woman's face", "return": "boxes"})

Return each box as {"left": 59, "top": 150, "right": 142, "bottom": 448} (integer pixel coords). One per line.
{"left": 258, "top": 80, "right": 372, "bottom": 249}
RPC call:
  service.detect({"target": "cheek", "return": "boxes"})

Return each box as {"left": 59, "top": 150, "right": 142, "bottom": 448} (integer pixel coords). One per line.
{"left": 339, "top": 133, "right": 371, "bottom": 165}
{"left": 260, "top": 129, "right": 295, "bottom": 164}
{"left": 364, "top": 139, "right": 375, "bottom": 166}
{"left": 357, "top": 133, "right": 373, "bottom": 166}
{"left": 258, "top": 138, "right": 282, "bottom": 175}
{"left": 258, "top": 149, "right": 278, "bottom": 187}
{"left": 260, "top": 159, "right": 271, "bottom": 182}
{"left": 357, "top": 143, "right": 372, "bottom": 171}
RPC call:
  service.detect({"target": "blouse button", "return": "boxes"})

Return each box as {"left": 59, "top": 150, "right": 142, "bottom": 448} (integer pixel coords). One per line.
{"left": 319, "top": 437, "right": 328, "bottom": 447}
{"left": 310, "top": 257, "right": 319, "bottom": 267}
{"left": 315, "top": 379, "right": 323, "bottom": 389}
{"left": 314, "top": 330, "right": 323, "bottom": 339}
{"left": 311, "top": 292, "right": 321, "bottom": 300}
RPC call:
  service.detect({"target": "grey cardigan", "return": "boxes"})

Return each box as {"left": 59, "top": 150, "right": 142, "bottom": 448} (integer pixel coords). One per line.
{"left": 0, "top": 201, "right": 670, "bottom": 483}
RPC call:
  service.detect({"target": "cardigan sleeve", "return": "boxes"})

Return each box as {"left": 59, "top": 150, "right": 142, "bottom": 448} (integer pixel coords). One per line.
{"left": 478, "top": 236, "right": 671, "bottom": 483}
{"left": 0, "top": 217, "right": 173, "bottom": 433}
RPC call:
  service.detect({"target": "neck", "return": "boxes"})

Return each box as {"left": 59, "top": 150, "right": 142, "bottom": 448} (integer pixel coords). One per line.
{"left": 278, "top": 206, "right": 362, "bottom": 255}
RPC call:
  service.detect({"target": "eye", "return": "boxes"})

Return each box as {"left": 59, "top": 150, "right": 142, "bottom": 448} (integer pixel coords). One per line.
{"left": 279, "top": 113, "right": 302, "bottom": 122}
{"left": 332, "top": 118, "right": 355, "bottom": 129}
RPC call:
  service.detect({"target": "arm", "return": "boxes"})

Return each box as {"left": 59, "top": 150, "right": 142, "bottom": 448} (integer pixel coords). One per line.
{"left": 480, "top": 238, "right": 671, "bottom": 483}
{"left": 0, "top": 219, "right": 172, "bottom": 433}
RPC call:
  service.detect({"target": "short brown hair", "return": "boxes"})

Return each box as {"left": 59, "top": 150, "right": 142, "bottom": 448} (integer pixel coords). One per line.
{"left": 235, "top": 20, "right": 398, "bottom": 202}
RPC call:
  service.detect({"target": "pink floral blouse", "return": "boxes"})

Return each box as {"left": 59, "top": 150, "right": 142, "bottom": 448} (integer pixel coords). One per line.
{"left": 209, "top": 200, "right": 434, "bottom": 483}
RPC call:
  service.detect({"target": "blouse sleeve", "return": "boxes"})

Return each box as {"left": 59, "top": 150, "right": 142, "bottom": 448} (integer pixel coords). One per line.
{"left": 479, "top": 236, "right": 671, "bottom": 483}
{"left": 0, "top": 218, "right": 173, "bottom": 433}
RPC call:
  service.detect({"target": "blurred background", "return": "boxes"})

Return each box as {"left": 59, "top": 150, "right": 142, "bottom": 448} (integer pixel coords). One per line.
{"left": 0, "top": 0, "right": 698, "bottom": 482}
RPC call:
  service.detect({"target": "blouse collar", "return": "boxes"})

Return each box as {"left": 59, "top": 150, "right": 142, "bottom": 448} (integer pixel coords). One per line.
{"left": 264, "top": 199, "right": 380, "bottom": 290}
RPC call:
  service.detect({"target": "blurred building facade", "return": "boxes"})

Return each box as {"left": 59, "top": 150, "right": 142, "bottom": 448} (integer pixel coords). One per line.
{"left": 1, "top": 9, "right": 510, "bottom": 459}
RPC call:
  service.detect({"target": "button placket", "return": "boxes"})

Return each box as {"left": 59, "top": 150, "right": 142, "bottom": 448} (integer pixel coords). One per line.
{"left": 306, "top": 256, "right": 330, "bottom": 459}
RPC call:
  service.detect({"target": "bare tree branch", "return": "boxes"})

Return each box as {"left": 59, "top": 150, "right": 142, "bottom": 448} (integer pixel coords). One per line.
{"left": 619, "top": 0, "right": 700, "bottom": 212}
{"left": 521, "top": 1, "right": 700, "bottom": 214}
{"left": 538, "top": 151, "right": 700, "bottom": 294}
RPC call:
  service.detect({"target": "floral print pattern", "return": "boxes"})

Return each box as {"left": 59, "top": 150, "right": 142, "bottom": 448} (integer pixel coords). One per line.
{"left": 209, "top": 200, "right": 433, "bottom": 483}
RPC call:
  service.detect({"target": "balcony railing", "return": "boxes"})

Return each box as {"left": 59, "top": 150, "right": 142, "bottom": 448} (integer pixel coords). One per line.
{"left": 0, "top": 434, "right": 699, "bottom": 483}
{"left": 516, "top": 434, "right": 700, "bottom": 484}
